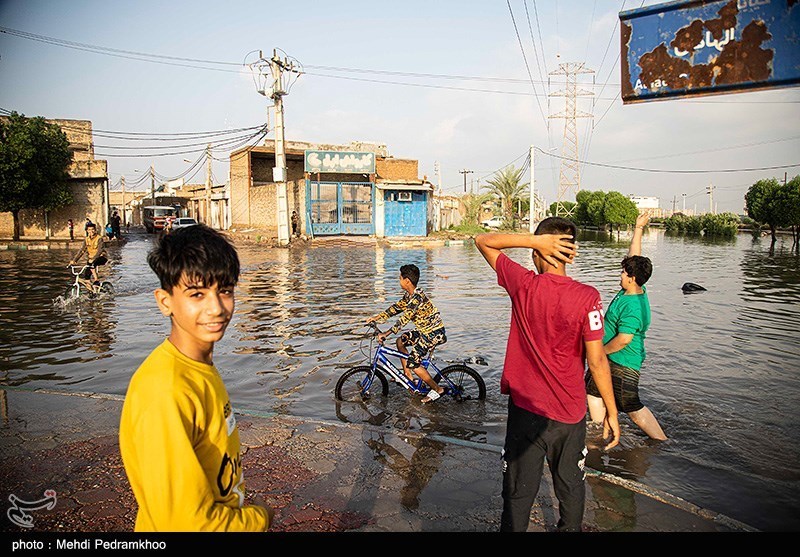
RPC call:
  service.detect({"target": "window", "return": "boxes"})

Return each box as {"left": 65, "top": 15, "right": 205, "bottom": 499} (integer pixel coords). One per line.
{"left": 397, "top": 191, "right": 412, "bottom": 202}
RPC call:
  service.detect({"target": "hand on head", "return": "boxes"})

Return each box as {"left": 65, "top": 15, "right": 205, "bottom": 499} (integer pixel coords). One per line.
{"left": 536, "top": 234, "right": 577, "bottom": 267}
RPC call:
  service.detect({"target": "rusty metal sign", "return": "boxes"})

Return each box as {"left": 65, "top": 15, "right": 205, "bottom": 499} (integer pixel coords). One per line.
{"left": 620, "top": 0, "right": 800, "bottom": 103}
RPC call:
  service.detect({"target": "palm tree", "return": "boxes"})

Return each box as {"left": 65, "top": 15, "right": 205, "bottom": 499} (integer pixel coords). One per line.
{"left": 483, "top": 165, "right": 529, "bottom": 226}
{"left": 461, "top": 192, "right": 492, "bottom": 225}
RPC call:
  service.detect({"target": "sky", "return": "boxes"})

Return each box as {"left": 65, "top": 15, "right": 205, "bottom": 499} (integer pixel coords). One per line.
{"left": 1, "top": 0, "right": 798, "bottom": 214}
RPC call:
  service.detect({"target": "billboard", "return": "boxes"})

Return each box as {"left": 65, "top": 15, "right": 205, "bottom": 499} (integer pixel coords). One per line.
{"left": 620, "top": 0, "right": 800, "bottom": 103}
{"left": 304, "top": 150, "right": 376, "bottom": 174}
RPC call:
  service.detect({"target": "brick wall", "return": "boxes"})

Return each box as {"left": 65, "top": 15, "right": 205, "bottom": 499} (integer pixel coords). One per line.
{"left": 377, "top": 158, "right": 418, "bottom": 181}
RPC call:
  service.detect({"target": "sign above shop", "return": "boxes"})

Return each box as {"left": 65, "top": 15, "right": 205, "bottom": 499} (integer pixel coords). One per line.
{"left": 304, "top": 150, "right": 376, "bottom": 174}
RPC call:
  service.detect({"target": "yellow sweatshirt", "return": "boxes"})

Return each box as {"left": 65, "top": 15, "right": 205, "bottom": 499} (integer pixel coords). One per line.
{"left": 119, "top": 339, "right": 270, "bottom": 532}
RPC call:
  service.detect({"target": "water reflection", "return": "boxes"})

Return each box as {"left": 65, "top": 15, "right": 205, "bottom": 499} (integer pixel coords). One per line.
{"left": 362, "top": 431, "right": 446, "bottom": 511}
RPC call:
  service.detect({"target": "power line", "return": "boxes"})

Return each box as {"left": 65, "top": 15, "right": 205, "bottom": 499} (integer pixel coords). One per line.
{"left": 507, "top": 0, "right": 549, "bottom": 130}
{"left": 535, "top": 146, "right": 800, "bottom": 174}
{"left": 2, "top": 27, "right": 798, "bottom": 103}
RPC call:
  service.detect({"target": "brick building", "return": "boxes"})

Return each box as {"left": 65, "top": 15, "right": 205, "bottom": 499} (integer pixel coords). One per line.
{"left": 229, "top": 140, "right": 433, "bottom": 238}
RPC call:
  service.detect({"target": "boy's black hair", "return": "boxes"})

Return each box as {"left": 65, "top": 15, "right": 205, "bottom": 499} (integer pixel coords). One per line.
{"left": 86, "top": 223, "right": 96, "bottom": 229}
{"left": 534, "top": 216, "right": 576, "bottom": 240}
{"left": 400, "top": 264, "right": 420, "bottom": 287}
{"left": 147, "top": 224, "right": 240, "bottom": 291}
{"left": 621, "top": 255, "right": 652, "bottom": 286}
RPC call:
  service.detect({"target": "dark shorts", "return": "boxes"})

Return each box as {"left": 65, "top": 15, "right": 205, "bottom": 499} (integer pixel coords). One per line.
{"left": 399, "top": 328, "right": 447, "bottom": 369}
{"left": 586, "top": 360, "right": 644, "bottom": 413}
{"left": 80, "top": 256, "right": 108, "bottom": 280}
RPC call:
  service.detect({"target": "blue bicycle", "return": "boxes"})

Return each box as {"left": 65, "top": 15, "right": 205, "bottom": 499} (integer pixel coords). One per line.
{"left": 335, "top": 322, "right": 487, "bottom": 404}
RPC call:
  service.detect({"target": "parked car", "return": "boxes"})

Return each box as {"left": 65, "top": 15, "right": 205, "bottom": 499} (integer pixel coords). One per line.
{"left": 170, "top": 217, "right": 198, "bottom": 231}
{"left": 481, "top": 216, "right": 504, "bottom": 229}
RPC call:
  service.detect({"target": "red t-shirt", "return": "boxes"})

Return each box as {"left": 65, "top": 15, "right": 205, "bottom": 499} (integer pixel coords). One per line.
{"left": 496, "top": 252, "right": 605, "bottom": 424}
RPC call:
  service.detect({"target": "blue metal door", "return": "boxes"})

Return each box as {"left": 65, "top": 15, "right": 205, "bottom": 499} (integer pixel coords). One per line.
{"left": 384, "top": 190, "right": 427, "bottom": 236}
{"left": 307, "top": 181, "right": 374, "bottom": 235}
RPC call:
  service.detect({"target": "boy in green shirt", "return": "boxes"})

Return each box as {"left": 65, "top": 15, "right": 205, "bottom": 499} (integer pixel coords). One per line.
{"left": 586, "top": 211, "right": 667, "bottom": 440}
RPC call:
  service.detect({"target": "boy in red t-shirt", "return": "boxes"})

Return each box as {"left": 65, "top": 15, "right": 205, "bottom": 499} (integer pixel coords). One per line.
{"left": 475, "top": 217, "right": 620, "bottom": 532}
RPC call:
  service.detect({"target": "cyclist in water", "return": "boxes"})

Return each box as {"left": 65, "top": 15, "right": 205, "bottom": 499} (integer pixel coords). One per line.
{"left": 367, "top": 264, "right": 448, "bottom": 404}
{"left": 68, "top": 222, "right": 108, "bottom": 292}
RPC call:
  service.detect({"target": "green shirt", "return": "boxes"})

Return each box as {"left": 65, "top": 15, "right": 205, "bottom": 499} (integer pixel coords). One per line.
{"left": 602, "top": 286, "right": 650, "bottom": 371}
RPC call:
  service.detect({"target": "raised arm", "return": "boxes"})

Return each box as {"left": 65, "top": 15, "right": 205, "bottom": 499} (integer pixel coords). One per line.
{"left": 628, "top": 210, "right": 651, "bottom": 257}
{"left": 475, "top": 233, "right": 576, "bottom": 271}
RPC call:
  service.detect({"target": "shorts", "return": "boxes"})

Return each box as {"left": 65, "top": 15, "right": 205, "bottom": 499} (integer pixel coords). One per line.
{"left": 399, "top": 328, "right": 447, "bottom": 369}
{"left": 80, "top": 256, "right": 108, "bottom": 280}
{"left": 585, "top": 360, "right": 644, "bottom": 413}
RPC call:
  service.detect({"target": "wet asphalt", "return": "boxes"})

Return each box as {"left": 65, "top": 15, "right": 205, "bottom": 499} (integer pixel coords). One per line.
{"left": 0, "top": 388, "right": 754, "bottom": 538}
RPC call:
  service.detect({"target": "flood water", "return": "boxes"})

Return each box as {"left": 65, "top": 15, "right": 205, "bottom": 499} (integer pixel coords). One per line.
{"left": 1, "top": 228, "right": 798, "bottom": 532}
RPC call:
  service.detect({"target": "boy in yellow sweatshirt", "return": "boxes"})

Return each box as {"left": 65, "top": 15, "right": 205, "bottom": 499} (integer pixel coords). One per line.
{"left": 119, "top": 224, "right": 273, "bottom": 532}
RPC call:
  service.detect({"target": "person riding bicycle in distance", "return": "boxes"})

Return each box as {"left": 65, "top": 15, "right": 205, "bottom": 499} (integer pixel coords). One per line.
{"left": 367, "top": 264, "right": 448, "bottom": 404}
{"left": 69, "top": 222, "right": 108, "bottom": 291}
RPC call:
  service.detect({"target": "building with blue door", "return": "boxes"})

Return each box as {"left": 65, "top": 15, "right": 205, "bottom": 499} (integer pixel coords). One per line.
{"left": 229, "top": 139, "right": 434, "bottom": 239}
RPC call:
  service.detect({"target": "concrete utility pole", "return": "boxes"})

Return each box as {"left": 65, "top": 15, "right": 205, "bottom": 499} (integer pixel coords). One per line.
{"left": 247, "top": 49, "right": 301, "bottom": 243}
{"left": 549, "top": 62, "right": 594, "bottom": 217}
{"left": 459, "top": 169, "right": 473, "bottom": 194}
{"left": 707, "top": 183, "right": 715, "bottom": 214}
{"left": 682, "top": 192, "right": 686, "bottom": 213}
{"left": 529, "top": 145, "right": 536, "bottom": 232}
{"left": 121, "top": 176, "right": 126, "bottom": 226}
{"left": 269, "top": 50, "right": 297, "bottom": 246}
{"left": 150, "top": 164, "right": 155, "bottom": 206}
{"left": 205, "top": 144, "right": 212, "bottom": 227}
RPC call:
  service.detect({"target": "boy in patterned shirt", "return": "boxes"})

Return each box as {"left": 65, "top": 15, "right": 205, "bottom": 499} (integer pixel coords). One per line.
{"left": 367, "top": 264, "right": 448, "bottom": 404}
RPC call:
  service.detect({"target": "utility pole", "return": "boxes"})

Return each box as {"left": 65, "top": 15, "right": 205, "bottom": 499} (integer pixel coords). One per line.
{"left": 682, "top": 192, "right": 686, "bottom": 214}
{"left": 529, "top": 145, "right": 536, "bottom": 232}
{"left": 459, "top": 169, "right": 473, "bottom": 194}
{"left": 247, "top": 48, "right": 302, "bottom": 245}
{"left": 671, "top": 195, "right": 678, "bottom": 214}
{"left": 707, "top": 183, "right": 715, "bottom": 214}
{"left": 150, "top": 164, "right": 155, "bottom": 206}
{"left": 270, "top": 50, "right": 297, "bottom": 246}
{"left": 205, "top": 144, "right": 213, "bottom": 227}
{"left": 121, "top": 176, "right": 126, "bottom": 226}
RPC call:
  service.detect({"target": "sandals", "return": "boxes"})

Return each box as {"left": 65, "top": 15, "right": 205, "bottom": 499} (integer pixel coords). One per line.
{"left": 421, "top": 389, "right": 442, "bottom": 404}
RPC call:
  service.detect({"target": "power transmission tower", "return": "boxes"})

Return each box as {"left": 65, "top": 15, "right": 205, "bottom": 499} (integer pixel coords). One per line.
{"left": 549, "top": 62, "right": 594, "bottom": 217}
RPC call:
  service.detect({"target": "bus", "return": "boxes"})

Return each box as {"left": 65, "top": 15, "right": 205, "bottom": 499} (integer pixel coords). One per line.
{"left": 142, "top": 205, "right": 178, "bottom": 233}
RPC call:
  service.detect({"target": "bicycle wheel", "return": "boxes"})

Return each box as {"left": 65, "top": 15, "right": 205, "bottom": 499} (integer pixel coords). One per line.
{"left": 64, "top": 285, "right": 80, "bottom": 301}
{"left": 441, "top": 365, "right": 486, "bottom": 402}
{"left": 98, "top": 282, "right": 114, "bottom": 295}
{"left": 335, "top": 366, "right": 389, "bottom": 401}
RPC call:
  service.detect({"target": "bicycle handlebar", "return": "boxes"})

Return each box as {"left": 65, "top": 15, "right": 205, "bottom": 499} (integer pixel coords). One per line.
{"left": 67, "top": 264, "right": 94, "bottom": 275}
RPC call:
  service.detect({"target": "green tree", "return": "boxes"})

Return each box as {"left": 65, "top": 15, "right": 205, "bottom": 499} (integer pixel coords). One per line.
{"left": 483, "top": 165, "right": 529, "bottom": 226}
{"left": 702, "top": 212, "right": 740, "bottom": 238}
{"left": 745, "top": 178, "right": 781, "bottom": 246}
{"left": 0, "top": 112, "right": 73, "bottom": 240}
{"left": 776, "top": 176, "right": 800, "bottom": 253}
{"left": 574, "top": 190, "right": 593, "bottom": 225}
{"left": 604, "top": 191, "right": 638, "bottom": 232}
{"left": 548, "top": 200, "right": 576, "bottom": 217}
{"left": 584, "top": 190, "right": 607, "bottom": 227}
